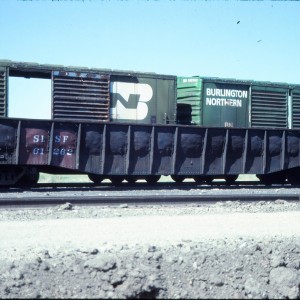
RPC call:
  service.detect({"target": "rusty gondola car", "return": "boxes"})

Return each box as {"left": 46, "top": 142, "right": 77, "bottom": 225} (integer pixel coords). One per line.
{"left": 1, "top": 60, "right": 300, "bottom": 186}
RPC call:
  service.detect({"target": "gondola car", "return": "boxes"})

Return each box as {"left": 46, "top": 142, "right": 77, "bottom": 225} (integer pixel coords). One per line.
{"left": 1, "top": 60, "right": 300, "bottom": 187}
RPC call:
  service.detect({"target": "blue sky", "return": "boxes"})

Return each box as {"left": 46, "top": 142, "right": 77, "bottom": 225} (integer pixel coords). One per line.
{"left": 1, "top": 0, "right": 300, "bottom": 119}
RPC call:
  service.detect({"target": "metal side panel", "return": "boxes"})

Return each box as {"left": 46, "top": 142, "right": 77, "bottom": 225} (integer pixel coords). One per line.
{"left": 128, "top": 125, "right": 152, "bottom": 175}
{"left": 244, "top": 129, "right": 264, "bottom": 174}
{"left": 202, "top": 81, "right": 250, "bottom": 128}
{"left": 19, "top": 120, "right": 51, "bottom": 165}
{"left": 251, "top": 86, "right": 288, "bottom": 128}
{"left": 49, "top": 122, "right": 78, "bottom": 169}
{"left": 103, "top": 124, "right": 128, "bottom": 175}
{"left": 78, "top": 123, "right": 105, "bottom": 174}
{"left": 265, "top": 130, "right": 284, "bottom": 173}
{"left": 52, "top": 71, "right": 110, "bottom": 122}
{"left": 0, "top": 119, "right": 18, "bottom": 165}
{"left": 286, "top": 130, "right": 300, "bottom": 170}
{"left": 174, "top": 126, "right": 205, "bottom": 175}
{"left": 151, "top": 126, "right": 176, "bottom": 175}
{"left": 224, "top": 129, "right": 246, "bottom": 174}
{"left": 110, "top": 75, "right": 176, "bottom": 125}
{"left": 0, "top": 68, "right": 7, "bottom": 117}
{"left": 292, "top": 89, "right": 300, "bottom": 129}
{"left": 203, "top": 128, "right": 226, "bottom": 175}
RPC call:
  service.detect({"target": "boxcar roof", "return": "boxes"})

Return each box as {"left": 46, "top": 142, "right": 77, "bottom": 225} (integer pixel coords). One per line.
{"left": 183, "top": 75, "right": 300, "bottom": 90}
{"left": 0, "top": 59, "right": 176, "bottom": 80}
{"left": 2, "top": 60, "right": 299, "bottom": 89}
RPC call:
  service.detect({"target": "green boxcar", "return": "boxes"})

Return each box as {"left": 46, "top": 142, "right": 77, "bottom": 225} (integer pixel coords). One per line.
{"left": 177, "top": 76, "right": 249, "bottom": 128}
{"left": 110, "top": 73, "right": 176, "bottom": 124}
{"left": 177, "top": 76, "right": 300, "bottom": 129}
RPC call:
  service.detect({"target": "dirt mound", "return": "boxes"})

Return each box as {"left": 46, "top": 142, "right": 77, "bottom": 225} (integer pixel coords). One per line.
{"left": 0, "top": 237, "right": 299, "bottom": 299}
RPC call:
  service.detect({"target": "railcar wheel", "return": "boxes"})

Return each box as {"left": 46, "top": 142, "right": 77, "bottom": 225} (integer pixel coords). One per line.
{"left": 146, "top": 176, "right": 160, "bottom": 184}
{"left": 193, "top": 176, "right": 206, "bottom": 184}
{"left": 257, "top": 174, "right": 272, "bottom": 186}
{"left": 205, "top": 176, "right": 213, "bottom": 184}
{"left": 225, "top": 175, "right": 238, "bottom": 185}
{"left": 258, "top": 172, "right": 286, "bottom": 185}
{"left": 171, "top": 175, "right": 185, "bottom": 183}
{"left": 272, "top": 172, "right": 286, "bottom": 184}
{"left": 88, "top": 174, "right": 104, "bottom": 185}
{"left": 109, "top": 176, "right": 124, "bottom": 186}
{"left": 287, "top": 169, "right": 300, "bottom": 185}
{"left": 126, "top": 176, "right": 137, "bottom": 185}
{"left": 17, "top": 167, "right": 39, "bottom": 188}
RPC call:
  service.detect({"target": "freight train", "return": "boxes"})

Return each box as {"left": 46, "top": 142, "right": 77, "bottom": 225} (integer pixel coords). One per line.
{"left": 1, "top": 59, "right": 300, "bottom": 187}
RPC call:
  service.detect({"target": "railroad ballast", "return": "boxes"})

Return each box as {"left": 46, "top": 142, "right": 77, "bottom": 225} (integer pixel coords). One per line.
{"left": 1, "top": 59, "right": 300, "bottom": 186}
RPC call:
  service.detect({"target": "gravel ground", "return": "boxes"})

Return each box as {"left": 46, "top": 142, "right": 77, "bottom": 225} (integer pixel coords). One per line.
{"left": 0, "top": 199, "right": 299, "bottom": 299}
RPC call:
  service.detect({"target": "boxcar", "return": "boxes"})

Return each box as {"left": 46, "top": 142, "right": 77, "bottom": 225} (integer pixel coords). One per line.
{"left": 177, "top": 76, "right": 300, "bottom": 129}
{"left": 0, "top": 60, "right": 177, "bottom": 125}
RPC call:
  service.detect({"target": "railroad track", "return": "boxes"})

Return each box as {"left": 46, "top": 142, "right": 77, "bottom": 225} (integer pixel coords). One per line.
{"left": 0, "top": 184, "right": 299, "bottom": 207}
{"left": 1, "top": 179, "right": 298, "bottom": 191}
{"left": 0, "top": 180, "right": 298, "bottom": 196}
{"left": 32, "top": 180, "right": 297, "bottom": 189}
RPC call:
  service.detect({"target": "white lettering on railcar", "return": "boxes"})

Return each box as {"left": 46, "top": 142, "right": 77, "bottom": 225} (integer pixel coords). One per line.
{"left": 205, "top": 88, "right": 247, "bottom": 107}
{"left": 32, "top": 147, "right": 45, "bottom": 155}
{"left": 32, "top": 135, "right": 46, "bottom": 155}
{"left": 52, "top": 148, "right": 73, "bottom": 156}
{"left": 31, "top": 134, "right": 74, "bottom": 156}
{"left": 224, "top": 122, "right": 234, "bottom": 127}
{"left": 54, "top": 135, "right": 69, "bottom": 143}
{"left": 53, "top": 135, "right": 73, "bottom": 156}
{"left": 206, "top": 98, "right": 242, "bottom": 107}
{"left": 33, "top": 135, "right": 46, "bottom": 143}
{"left": 110, "top": 82, "right": 153, "bottom": 120}
{"left": 206, "top": 88, "right": 248, "bottom": 98}
{"left": 182, "top": 78, "right": 199, "bottom": 83}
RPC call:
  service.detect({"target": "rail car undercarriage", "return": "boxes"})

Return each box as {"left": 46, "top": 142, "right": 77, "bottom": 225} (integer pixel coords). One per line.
{"left": 1, "top": 118, "right": 300, "bottom": 187}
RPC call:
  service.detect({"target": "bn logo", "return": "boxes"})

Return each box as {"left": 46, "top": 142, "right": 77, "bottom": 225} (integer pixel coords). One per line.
{"left": 110, "top": 82, "right": 153, "bottom": 120}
